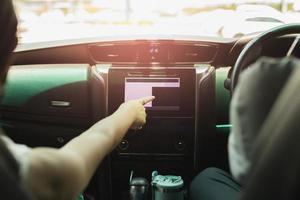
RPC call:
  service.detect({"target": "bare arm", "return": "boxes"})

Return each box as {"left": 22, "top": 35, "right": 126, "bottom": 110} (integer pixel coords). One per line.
{"left": 22, "top": 96, "right": 155, "bottom": 200}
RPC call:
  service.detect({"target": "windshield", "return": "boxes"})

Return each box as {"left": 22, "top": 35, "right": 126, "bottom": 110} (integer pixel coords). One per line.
{"left": 15, "top": 0, "right": 300, "bottom": 43}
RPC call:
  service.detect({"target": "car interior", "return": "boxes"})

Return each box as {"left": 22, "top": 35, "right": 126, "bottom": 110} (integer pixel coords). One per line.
{"left": 2, "top": 22, "right": 300, "bottom": 200}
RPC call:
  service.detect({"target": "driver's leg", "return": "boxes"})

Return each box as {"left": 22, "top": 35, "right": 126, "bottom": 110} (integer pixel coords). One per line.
{"left": 190, "top": 167, "right": 241, "bottom": 200}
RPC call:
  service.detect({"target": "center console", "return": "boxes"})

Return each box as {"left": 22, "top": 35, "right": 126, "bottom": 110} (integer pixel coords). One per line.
{"left": 108, "top": 67, "right": 196, "bottom": 156}
{"left": 93, "top": 64, "right": 215, "bottom": 200}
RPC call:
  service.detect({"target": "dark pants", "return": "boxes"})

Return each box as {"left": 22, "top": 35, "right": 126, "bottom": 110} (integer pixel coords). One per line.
{"left": 189, "top": 168, "right": 241, "bottom": 200}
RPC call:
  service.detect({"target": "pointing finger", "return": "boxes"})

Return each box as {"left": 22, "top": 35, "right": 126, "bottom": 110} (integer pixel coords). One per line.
{"left": 139, "top": 96, "right": 155, "bottom": 105}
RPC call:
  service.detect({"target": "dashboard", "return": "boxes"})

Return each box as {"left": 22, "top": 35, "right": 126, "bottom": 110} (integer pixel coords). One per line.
{"left": 88, "top": 41, "right": 218, "bottom": 63}
{"left": 2, "top": 35, "right": 300, "bottom": 200}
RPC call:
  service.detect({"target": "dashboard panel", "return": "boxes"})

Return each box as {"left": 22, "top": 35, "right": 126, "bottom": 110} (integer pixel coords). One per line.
{"left": 88, "top": 41, "right": 218, "bottom": 63}
{"left": 1, "top": 64, "right": 90, "bottom": 124}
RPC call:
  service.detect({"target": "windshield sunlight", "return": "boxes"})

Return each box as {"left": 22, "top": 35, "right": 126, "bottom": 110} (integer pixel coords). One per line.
{"left": 14, "top": 0, "right": 300, "bottom": 43}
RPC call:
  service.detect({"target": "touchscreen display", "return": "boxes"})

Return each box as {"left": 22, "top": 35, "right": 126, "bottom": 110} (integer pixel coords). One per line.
{"left": 125, "top": 78, "right": 180, "bottom": 111}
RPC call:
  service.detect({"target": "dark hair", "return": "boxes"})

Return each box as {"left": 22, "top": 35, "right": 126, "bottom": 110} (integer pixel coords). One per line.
{"left": 0, "top": 0, "right": 19, "bottom": 178}
{"left": 0, "top": 0, "right": 19, "bottom": 177}
{"left": 0, "top": 0, "right": 18, "bottom": 83}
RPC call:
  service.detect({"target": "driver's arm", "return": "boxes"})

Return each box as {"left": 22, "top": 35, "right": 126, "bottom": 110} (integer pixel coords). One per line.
{"left": 21, "top": 96, "right": 154, "bottom": 200}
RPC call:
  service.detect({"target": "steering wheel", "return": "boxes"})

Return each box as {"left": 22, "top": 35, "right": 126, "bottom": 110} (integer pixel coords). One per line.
{"left": 230, "top": 23, "right": 300, "bottom": 92}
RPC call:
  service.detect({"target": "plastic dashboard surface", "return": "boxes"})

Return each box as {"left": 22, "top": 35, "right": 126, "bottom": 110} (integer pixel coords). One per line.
{"left": 0, "top": 64, "right": 91, "bottom": 148}
{"left": 1, "top": 64, "right": 90, "bottom": 120}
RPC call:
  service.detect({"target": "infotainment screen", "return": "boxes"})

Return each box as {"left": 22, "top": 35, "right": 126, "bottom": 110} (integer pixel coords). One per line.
{"left": 125, "top": 78, "right": 180, "bottom": 111}
{"left": 107, "top": 67, "right": 196, "bottom": 117}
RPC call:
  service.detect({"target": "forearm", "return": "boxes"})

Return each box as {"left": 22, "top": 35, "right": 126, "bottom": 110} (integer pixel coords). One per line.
{"left": 87, "top": 103, "right": 137, "bottom": 148}
{"left": 23, "top": 104, "right": 137, "bottom": 200}
{"left": 60, "top": 103, "right": 137, "bottom": 187}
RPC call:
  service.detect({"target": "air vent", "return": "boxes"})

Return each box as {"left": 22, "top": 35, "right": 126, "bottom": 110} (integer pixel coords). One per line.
{"left": 89, "top": 44, "right": 138, "bottom": 62}
{"left": 169, "top": 44, "right": 218, "bottom": 63}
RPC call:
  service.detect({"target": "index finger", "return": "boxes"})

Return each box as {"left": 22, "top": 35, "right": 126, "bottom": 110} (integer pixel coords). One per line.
{"left": 138, "top": 96, "right": 155, "bottom": 105}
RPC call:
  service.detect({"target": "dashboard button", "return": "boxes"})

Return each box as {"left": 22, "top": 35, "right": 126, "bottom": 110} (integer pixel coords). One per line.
{"left": 119, "top": 140, "right": 129, "bottom": 151}
{"left": 175, "top": 140, "right": 186, "bottom": 151}
{"left": 57, "top": 136, "right": 65, "bottom": 144}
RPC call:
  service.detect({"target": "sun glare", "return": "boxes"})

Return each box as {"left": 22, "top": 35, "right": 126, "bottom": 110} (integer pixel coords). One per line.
{"left": 14, "top": 0, "right": 300, "bottom": 43}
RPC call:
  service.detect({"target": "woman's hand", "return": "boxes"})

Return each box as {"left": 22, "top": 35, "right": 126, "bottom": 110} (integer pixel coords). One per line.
{"left": 120, "top": 96, "right": 155, "bottom": 130}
